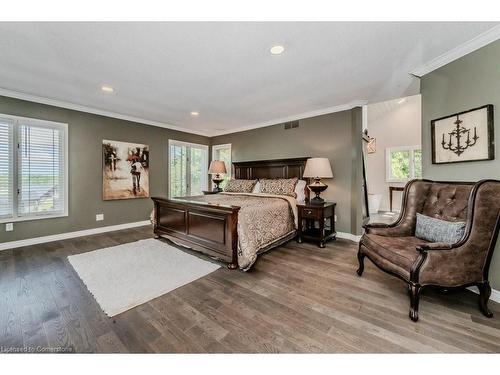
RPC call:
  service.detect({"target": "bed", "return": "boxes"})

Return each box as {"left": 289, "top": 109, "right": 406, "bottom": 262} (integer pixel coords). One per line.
{"left": 151, "top": 157, "right": 309, "bottom": 270}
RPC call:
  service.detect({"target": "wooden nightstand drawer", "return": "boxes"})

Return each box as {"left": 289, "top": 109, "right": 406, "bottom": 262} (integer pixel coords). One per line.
{"left": 301, "top": 207, "right": 320, "bottom": 219}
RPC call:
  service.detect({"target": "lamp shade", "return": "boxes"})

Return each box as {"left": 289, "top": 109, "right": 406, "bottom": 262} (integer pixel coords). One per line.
{"left": 208, "top": 160, "right": 227, "bottom": 174}
{"left": 303, "top": 158, "right": 333, "bottom": 178}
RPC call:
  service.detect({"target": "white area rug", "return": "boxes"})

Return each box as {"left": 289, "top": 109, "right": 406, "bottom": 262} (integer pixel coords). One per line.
{"left": 68, "top": 238, "right": 220, "bottom": 317}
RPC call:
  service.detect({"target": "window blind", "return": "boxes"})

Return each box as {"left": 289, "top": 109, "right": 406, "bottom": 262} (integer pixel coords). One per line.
{"left": 0, "top": 119, "right": 13, "bottom": 219}
{"left": 169, "top": 143, "right": 188, "bottom": 198}
{"left": 18, "top": 123, "right": 65, "bottom": 217}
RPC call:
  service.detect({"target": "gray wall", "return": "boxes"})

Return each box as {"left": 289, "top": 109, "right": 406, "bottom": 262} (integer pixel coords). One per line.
{"left": 350, "top": 108, "right": 364, "bottom": 235}
{"left": 211, "top": 108, "right": 364, "bottom": 235}
{"left": 0, "top": 95, "right": 210, "bottom": 243}
{"left": 0, "top": 96, "right": 365, "bottom": 242}
{"left": 421, "top": 40, "right": 500, "bottom": 290}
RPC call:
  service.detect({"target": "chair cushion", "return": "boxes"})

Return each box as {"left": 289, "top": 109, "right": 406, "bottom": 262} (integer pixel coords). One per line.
{"left": 415, "top": 213, "right": 465, "bottom": 244}
{"left": 360, "top": 234, "right": 430, "bottom": 279}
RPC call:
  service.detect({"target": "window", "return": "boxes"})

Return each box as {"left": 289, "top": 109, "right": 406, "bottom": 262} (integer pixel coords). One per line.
{"left": 0, "top": 120, "right": 13, "bottom": 220}
{"left": 211, "top": 144, "right": 232, "bottom": 189}
{"left": 168, "top": 140, "right": 208, "bottom": 198}
{"left": 386, "top": 146, "right": 422, "bottom": 182}
{"left": 0, "top": 114, "right": 68, "bottom": 223}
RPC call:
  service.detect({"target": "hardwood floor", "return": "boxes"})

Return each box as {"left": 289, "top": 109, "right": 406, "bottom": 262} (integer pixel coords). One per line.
{"left": 1, "top": 226, "right": 499, "bottom": 353}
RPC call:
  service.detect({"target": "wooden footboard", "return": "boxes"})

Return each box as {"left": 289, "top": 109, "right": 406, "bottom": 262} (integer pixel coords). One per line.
{"left": 151, "top": 197, "right": 240, "bottom": 269}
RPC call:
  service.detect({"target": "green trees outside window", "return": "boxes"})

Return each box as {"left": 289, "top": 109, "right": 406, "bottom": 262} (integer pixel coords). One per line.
{"left": 387, "top": 146, "right": 422, "bottom": 182}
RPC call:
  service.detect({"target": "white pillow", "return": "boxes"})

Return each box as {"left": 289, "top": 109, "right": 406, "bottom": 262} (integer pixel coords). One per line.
{"left": 252, "top": 181, "right": 261, "bottom": 193}
{"left": 295, "top": 180, "right": 307, "bottom": 203}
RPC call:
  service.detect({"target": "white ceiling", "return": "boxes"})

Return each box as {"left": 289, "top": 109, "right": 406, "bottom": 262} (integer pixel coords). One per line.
{"left": 367, "top": 94, "right": 421, "bottom": 124}
{"left": 0, "top": 22, "right": 498, "bottom": 136}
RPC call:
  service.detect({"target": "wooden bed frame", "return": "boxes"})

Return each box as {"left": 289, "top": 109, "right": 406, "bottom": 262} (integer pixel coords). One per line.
{"left": 152, "top": 157, "right": 309, "bottom": 269}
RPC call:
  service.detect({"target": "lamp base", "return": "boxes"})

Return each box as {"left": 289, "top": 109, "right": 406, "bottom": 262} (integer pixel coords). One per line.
{"left": 310, "top": 195, "right": 325, "bottom": 205}
{"left": 308, "top": 178, "right": 328, "bottom": 205}
{"left": 212, "top": 176, "right": 224, "bottom": 192}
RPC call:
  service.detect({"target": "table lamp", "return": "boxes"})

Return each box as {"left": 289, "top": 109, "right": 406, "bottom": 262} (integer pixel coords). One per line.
{"left": 208, "top": 160, "right": 227, "bottom": 192}
{"left": 303, "top": 158, "right": 333, "bottom": 204}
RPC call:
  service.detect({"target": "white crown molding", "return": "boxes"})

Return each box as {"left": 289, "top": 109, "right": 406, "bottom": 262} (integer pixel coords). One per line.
{"left": 210, "top": 100, "right": 368, "bottom": 137}
{"left": 0, "top": 87, "right": 212, "bottom": 137}
{"left": 411, "top": 24, "right": 500, "bottom": 78}
{"left": 0, "top": 220, "right": 150, "bottom": 251}
{"left": 2, "top": 26, "right": 499, "bottom": 138}
{"left": 0, "top": 86, "right": 368, "bottom": 138}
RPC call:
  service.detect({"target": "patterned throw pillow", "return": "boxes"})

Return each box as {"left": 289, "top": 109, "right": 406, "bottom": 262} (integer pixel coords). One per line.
{"left": 223, "top": 179, "right": 258, "bottom": 193}
{"left": 415, "top": 213, "right": 466, "bottom": 244}
{"left": 259, "top": 178, "right": 299, "bottom": 198}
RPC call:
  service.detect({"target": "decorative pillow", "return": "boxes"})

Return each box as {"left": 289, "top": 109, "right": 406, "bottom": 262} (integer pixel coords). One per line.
{"left": 223, "top": 179, "right": 257, "bottom": 193}
{"left": 259, "top": 178, "right": 299, "bottom": 198}
{"left": 415, "top": 213, "right": 466, "bottom": 244}
{"left": 252, "top": 181, "right": 261, "bottom": 193}
{"left": 295, "top": 180, "right": 307, "bottom": 202}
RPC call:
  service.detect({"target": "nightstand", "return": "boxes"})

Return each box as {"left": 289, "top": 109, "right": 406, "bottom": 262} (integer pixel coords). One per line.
{"left": 202, "top": 190, "right": 220, "bottom": 195}
{"left": 297, "top": 201, "right": 337, "bottom": 248}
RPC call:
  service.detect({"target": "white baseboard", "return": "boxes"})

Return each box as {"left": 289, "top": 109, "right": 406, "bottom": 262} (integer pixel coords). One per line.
{"left": 467, "top": 286, "right": 500, "bottom": 304}
{"left": 1, "top": 225, "right": 360, "bottom": 251}
{"left": 0, "top": 220, "right": 151, "bottom": 251}
{"left": 337, "top": 232, "right": 362, "bottom": 243}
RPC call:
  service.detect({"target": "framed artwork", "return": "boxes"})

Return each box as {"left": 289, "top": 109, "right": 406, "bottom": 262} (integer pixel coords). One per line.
{"left": 102, "top": 139, "right": 150, "bottom": 200}
{"left": 431, "top": 105, "right": 494, "bottom": 164}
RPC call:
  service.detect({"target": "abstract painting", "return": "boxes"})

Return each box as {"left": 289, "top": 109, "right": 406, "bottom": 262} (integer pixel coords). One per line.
{"left": 102, "top": 140, "right": 150, "bottom": 200}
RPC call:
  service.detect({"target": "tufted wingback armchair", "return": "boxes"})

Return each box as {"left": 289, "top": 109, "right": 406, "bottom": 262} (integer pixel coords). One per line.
{"left": 357, "top": 179, "right": 500, "bottom": 322}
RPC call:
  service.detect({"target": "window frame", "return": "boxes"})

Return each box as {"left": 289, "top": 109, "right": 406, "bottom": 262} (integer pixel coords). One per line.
{"left": 0, "top": 113, "right": 68, "bottom": 224}
{"left": 211, "top": 143, "right": 232, "bottom": 177}
{"left": 211, "top": 143, "right": 232, "bottom": 189}
{"left": 385, "top": 145, "right": 421, "bottom": 183}
{"left": 168, "top": 139, "right": 209, "bottom": 198}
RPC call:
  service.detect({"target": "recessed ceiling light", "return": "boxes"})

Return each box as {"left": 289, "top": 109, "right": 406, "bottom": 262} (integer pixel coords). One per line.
{"left": 270, "top": 45, "right": 285, "bottom": 55}
{"left": 190, "top": 111, "right": 199, "bottom": 117}
{"left": 101, "top": 85, "right": 114, "bottom": 93}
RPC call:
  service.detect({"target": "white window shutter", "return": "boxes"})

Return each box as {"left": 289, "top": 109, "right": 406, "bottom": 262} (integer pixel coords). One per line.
{"left": 17, "top": 123, "right": 65, "bottom": 217}
{"left": 0, "top": 119, "right": 13, "bottom": 219}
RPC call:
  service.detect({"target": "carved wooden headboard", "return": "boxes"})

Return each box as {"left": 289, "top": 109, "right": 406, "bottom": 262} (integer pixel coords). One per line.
{"left": 233, "top": 157, "right": 309, "bottom": 180}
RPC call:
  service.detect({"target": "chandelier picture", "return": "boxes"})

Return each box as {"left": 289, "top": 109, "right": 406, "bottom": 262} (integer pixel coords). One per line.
{"left": 441, "top": 116, "right": 478, "bottom": 156}
{"left": 431, "top": 104, "right": 494, "bottom": 165}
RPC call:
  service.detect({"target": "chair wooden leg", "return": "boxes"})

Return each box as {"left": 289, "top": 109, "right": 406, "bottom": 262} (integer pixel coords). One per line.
{"left": 408, "top": 283, "right": 421, "bottom": 322}
{"left": 356, "top": 248, "right": 365, "bottom": 276}
{"left": 477, "top": 282, "right": 493, "bottom": 318}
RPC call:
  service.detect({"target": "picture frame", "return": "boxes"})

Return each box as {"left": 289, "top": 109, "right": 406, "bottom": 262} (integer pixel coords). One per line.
{"left": 102, "top": 139, "right": 150, "bottom": 200}
{"left": 431, "top": 104, "right": 494, "bottom": 164}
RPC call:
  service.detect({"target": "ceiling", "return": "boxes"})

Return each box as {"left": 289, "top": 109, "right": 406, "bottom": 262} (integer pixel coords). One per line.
{"left": 0, "top": 22, "right": 498, "bottom": 136}
{"left": 367, "top": 94, "right": 421, "bottom": 124}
